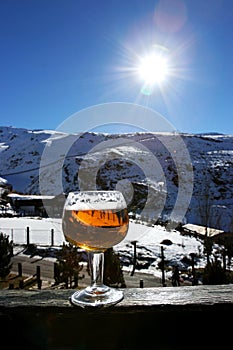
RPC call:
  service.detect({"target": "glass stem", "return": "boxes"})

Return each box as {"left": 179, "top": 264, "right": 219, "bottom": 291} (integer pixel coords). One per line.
{"left": 89, "top": 252, "right": 104, "bottom": 287}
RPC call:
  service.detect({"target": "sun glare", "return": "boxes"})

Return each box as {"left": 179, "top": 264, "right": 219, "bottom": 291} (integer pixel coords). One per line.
{"left": 137, "top": 53, "right": 169, "bottom": 85}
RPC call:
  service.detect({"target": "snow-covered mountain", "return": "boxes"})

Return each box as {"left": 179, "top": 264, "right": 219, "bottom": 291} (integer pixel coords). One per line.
{"left": 0, "top": 126, "right": 232, "bottom": 232}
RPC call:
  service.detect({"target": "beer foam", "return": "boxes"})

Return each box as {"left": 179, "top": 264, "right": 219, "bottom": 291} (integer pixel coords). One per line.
{"left": 64, "top": 191, "right": 127, "bottom": 210}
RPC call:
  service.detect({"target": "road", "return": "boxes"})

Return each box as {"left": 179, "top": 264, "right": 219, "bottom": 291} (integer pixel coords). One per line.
{"left": 11, "top": 253, "right": 168, "bottom": 288}
{"left": 11, "top": 254, "right": 56, "bottom": 282}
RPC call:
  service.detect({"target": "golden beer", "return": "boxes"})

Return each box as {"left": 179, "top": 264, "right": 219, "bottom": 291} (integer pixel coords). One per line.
{"left": 62, "top": 208, "right": 129, "bottom": 252}
{"left": 62, "top": 191, "right": 129, "bottom": 307}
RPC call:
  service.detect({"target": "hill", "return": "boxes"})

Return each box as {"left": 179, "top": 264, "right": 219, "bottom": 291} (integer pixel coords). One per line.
{"left": 0, "top": 126, "right": 232, "bottom": 232}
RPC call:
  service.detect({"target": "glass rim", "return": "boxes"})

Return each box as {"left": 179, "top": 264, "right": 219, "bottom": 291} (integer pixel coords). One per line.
{"left": 66, "top": 190, "right": 124, "bottom": 193}
{"left": 64, "top": 190, "right": 127, "bottom": 210}
{"left": 65, "top": 190, "right": 126, "bottom": 198}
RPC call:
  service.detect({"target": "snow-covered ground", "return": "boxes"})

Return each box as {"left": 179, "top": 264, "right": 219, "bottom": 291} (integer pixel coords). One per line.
{"left": 0, "top": 216, "right": 211, "bottom": 281}
{"left": 0, "top": 216, "right": 63, "bottom": 246}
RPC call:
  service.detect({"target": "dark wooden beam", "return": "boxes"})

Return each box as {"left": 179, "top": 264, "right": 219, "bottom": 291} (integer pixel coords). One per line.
{"left": 1, "top": 285, "right": 233, "bottom": 349}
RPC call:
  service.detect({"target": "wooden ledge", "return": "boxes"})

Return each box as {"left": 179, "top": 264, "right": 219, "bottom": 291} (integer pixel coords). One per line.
{"left": 1, "top": 284, "right": 233, "bottom": 309}
{"left": 1, "top": 285, "right": 233, "bottom": 349}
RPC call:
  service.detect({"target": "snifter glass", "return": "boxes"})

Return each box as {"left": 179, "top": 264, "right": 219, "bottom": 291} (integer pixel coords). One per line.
{"left": 62, "top": 190, "right": 129, "bottom": 308}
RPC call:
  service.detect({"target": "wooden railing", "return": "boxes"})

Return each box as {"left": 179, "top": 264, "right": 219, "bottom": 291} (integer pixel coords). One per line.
{"left": 1, "top": 285, "right": 233, "bottom": 349}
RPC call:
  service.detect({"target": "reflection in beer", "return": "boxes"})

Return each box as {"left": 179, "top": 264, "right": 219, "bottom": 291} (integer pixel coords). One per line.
{"left": 62, "top": 208, "right": 129, "bottom": 252}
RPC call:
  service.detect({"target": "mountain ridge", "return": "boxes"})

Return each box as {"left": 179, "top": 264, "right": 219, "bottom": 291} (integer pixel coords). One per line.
{"left": 0, "top": 126, "right": 232, "bottom": 232}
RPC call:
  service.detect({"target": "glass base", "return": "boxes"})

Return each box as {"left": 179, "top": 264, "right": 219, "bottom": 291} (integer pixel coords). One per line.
{"left": 70, "top": 284, "right": 124, "bottom": 308}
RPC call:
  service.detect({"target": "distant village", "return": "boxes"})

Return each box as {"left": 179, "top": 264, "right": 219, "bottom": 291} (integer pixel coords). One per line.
{"left": 0, "top": 177, "right": 65, "bottom": 218}
{"left": 1, "top": 176, "right": 232, "bottom": 248}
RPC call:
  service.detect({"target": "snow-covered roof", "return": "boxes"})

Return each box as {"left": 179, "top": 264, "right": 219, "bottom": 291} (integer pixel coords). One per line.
{"left": 0, "top": 176, "right": 8, "bottom": 185}
{"left": 7, "top": 193, "right": 55, "bottom": 200}
{"left": 183, "top": 223, "right": 224, "bottom": 237}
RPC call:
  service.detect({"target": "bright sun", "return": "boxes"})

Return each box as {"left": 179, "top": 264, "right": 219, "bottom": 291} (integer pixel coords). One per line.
{"left": 137, "top": 53, "right": 169, "bottom": 85}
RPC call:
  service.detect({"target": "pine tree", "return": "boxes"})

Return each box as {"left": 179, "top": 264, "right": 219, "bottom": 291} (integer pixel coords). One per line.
{"left": 103, "top": 248, "right": 126, "bottom": 288}
{"left": 0, "top": 232, "right": 13, "bottom": 279}
{"left": 202, "top": 259, "right": 227, "bottom": 285}
{"left": 54, "top": 243, "right": 84, "bottom": 288}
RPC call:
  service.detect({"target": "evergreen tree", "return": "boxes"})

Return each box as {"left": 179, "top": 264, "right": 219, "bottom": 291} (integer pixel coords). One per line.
{"left": 0, "top": 232, "right": 13, "bottom": 279}
{"left": 103, "top": 248, "right": 126, "bottom": 288}
{"left": 54, "top": 243, "right": 84, "bottom": 288}
{"left": 202, "top": 259, "right": 227, "bottom": 285}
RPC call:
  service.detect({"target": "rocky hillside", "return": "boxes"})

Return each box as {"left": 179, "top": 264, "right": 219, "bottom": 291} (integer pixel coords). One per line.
{"left": 0, "top": 126, "right": 232, "bottom": 232}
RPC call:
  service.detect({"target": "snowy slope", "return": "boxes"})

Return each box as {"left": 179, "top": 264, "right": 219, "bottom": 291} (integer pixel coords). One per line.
{"left": 0, "top": 216, "right": 207, "bottom": 278}
{"left": 0, "top": 126, "right": 232, "bottom": 232}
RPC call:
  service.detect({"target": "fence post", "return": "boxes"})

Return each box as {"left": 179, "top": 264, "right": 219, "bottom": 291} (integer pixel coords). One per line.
{"left": 130, "top": 240, "right": 137, "bottom": 276}
{"left": 161, "top": 246, "right": 166, "bottom": 287}
{"left": 18, "top": 262, "right": 22, "bottom": 277}
{"left": 51, "top": 229, "right": 54, "bottom": 246}
{"left": 26, "top": 226, "right": 30, "bottom": 246}
{"left": 36, "top": 266, "right": 42, "bottom": 290}
{"left": 37, "top": 279, "right": 42, "bottom": 289}
{"left": 36, "top": 266, "right": 41, "bottom": 280}
{"left": 54, "top": 262, "right": 59, "bottom": 280}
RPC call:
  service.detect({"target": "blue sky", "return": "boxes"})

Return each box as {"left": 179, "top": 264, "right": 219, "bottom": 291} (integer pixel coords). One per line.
{"left": 0, "top": 0, "right": 233, "bottom": 134}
